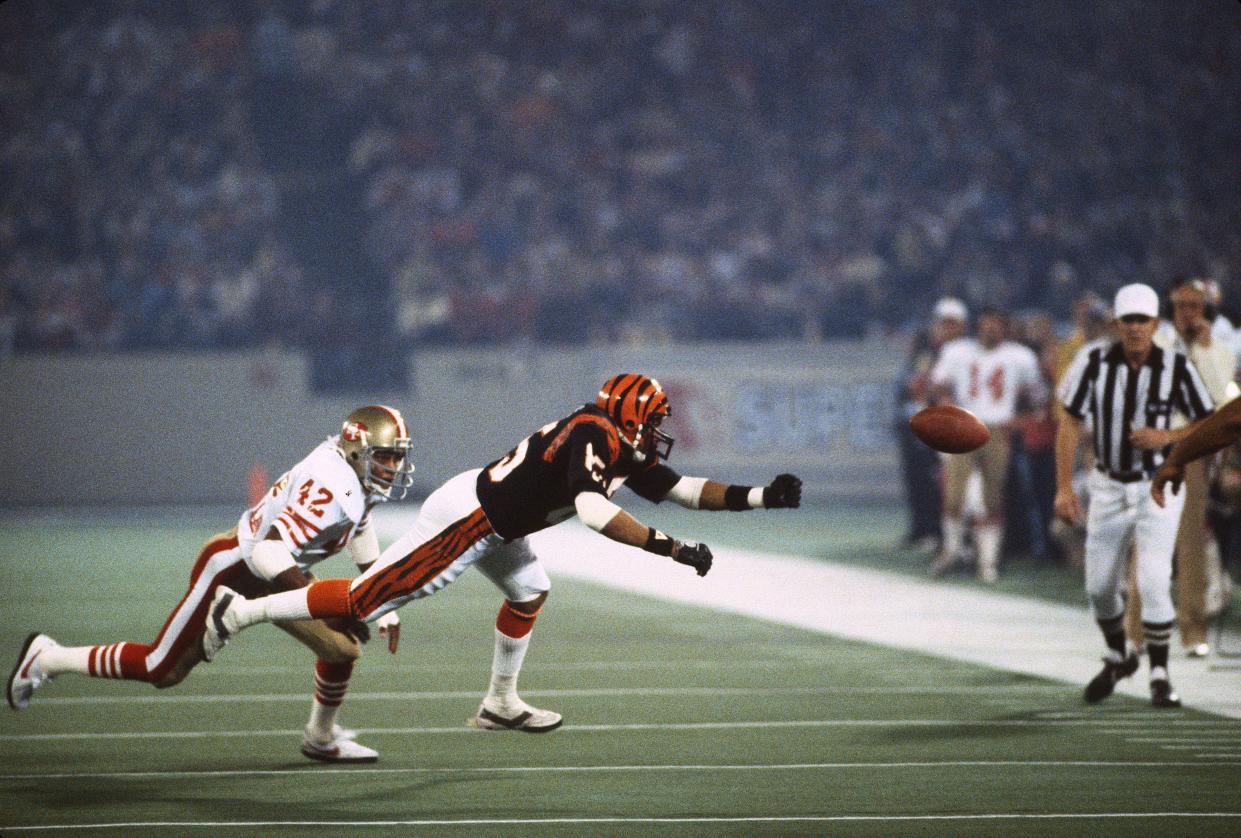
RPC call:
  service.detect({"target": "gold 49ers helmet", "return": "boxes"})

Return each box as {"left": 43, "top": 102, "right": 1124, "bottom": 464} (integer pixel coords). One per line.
{"left": 596, "top": 373, "right": 673, "bottom": 462}
{"left": 338, "top": 405, "right": 415, "bottom": 501}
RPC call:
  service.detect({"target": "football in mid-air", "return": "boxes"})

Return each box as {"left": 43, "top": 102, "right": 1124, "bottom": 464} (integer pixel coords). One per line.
{"left": 909, "top": 404, "right": 990, "bottom": 454}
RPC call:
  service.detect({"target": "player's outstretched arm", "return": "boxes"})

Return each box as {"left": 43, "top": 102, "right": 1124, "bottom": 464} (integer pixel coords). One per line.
{"left": 1153, "top": 397, "right": 1241, "bottom": 507}
{"left": 663, "top": 474, "right": 803, "bottom": 511}
{"left": 574, "top": 492, "right": 713, "bottom": 576}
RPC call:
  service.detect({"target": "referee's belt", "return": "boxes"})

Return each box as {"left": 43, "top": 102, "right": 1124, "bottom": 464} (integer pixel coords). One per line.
{"left": 1096, "top": 467, "right": 1149, "bottom": 483}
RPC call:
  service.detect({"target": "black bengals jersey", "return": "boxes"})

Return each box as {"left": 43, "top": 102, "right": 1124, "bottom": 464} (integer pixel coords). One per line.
{"left": 475, "top": 404, "right": 681, "bottom": 540}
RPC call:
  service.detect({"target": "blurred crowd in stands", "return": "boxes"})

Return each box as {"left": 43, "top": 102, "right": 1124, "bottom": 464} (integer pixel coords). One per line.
{"left": 1, "top": 0, "right": 1238, "bottom": 355}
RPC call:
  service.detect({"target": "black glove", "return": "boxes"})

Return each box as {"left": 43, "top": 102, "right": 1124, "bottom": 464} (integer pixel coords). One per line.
{"left": 324, "top": 616, "right": 371, "bottom": 644}
{"left": 763, "top": 473, "right": 802, "bottom": 508}
{"left": 673, "top": 541, "right": 713, "bottom": 577}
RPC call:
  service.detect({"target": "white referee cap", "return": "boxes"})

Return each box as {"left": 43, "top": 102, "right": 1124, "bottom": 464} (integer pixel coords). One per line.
{"left": 932, "top": 297, "right": 968, "bottom": 322}
{"left": 1113, "top": 283, "right": 1159, "bottom": 318}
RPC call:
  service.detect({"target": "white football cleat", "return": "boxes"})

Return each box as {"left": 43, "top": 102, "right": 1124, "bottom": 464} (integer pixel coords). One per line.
{"left": 7, "top": 633, "right": 59, "bottom": 711}
{"left": 201, "top": 586, "right": 244, "bottom": 662}
{"left": 301, "top": 728, "right": 378, "bottom": 763}
{"left": 469, "top": 696, "right": 563, "bottom": 733}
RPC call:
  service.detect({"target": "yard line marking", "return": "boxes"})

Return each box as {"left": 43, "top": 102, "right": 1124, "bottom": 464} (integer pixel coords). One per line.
{"left": 2, "top": 760, "right": 1240, "bottom": 782}
{"left": 5, "top": 813, "right": 1241, "bottom": 831}
{"left": 197, "top": 660, "right": 780, "bottom": 675}
{"left": 6, "top": 718, "right": 1241, "bottom": 742}
{"left": 1128, "top": 738, "right": 1241, "bottom": 743}
{"left": 27, "top": 684, "right": 1070, "bottom": 707}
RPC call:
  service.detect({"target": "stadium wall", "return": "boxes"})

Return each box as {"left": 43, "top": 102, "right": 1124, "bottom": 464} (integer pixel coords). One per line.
{"left": 0, "top": 342, "right": 905, "bottom": 506}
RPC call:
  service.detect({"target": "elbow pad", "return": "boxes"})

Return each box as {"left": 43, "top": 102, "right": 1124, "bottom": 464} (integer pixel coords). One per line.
{"left": 575, "top": 491, "right": 623, "bottom": 532}
{"left": 664, "top": 476, "right": 707, "bottom": 509}
{"left": 250, "top": 538, "right": 297, "bottom": 582}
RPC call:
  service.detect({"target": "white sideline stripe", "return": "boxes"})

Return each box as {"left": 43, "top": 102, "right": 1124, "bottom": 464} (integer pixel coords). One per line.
{"left": 29, "top": 684, "right": 1070, "bottom": 706}
{"left": 5, "top": 718, "right": 1241, "bottom": 742}
{"left": 2, "top": 760, "right": 1238, "bottom": 782}
{"left": 6, "top": 813, "right": 1241, "bottom": 831}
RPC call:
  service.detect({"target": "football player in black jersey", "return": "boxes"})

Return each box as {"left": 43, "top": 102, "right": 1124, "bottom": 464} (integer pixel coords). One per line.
{"left": 204, "top": 373, "right": 802, "bottom": 731}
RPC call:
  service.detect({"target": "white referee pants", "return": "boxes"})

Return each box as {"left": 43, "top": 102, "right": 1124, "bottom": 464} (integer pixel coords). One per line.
{"left": 1083, "top": 471, "right": 1185, "bottom": 625}
{"left": 355, "top": 469, "right": 551, "bottom": 622}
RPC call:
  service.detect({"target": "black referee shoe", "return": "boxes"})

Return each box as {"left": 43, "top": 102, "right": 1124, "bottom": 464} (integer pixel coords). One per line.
{"left": 1150, "top": 679, "right": 1182, "bottom": 708}
{"left": 1083, "top": 652, "right": 1140, "bottom": 704}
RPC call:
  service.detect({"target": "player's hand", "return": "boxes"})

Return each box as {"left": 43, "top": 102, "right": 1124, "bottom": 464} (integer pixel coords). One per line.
{"left": 376, "top": 611, "right": 401, "bottom": 654}
{"left": 1151, "top": 461, "right": 1184, "bottom": 508}
{"left": 1053, "top": 487, "right": 1083, "bottom": 525}
{"left": 325, "top": 616, "right": 371, "bottom": 644}
{"left": 763, "top": 474, "right": 803, "bottom": 508}
{"left": 1130, "top": 427, "right": 1171, "bottom": 450}
{"left": 673, "top": 541, "right": 713, "bottom": 577}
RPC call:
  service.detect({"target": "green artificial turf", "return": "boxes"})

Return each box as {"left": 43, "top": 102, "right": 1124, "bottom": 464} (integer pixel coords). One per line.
{"left": 1, "top": 512, "right": 1238, "bottom": 836}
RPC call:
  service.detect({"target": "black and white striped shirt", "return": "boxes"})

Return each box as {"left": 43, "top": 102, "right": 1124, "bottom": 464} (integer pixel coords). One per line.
{"left": 1058, "top": 340, "right": 1214, "bottom": 479}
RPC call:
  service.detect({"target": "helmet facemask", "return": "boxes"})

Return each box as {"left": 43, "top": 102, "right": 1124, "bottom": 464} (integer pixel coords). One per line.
{"left": 637, "top": 406, "right": 674, "bottom": 462}
{"left": 360, "top": 441, "right": 415, "bottom": 502}
{"left": 596, "top": 374, "right": 675, "bottom": 463}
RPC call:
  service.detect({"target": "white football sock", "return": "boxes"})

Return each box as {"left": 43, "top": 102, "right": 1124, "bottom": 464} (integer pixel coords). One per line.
{"left": 232, "top": 588, "right": 313, "bottom": 628}
{"left": 487, "top": 629, "right": 532, "bottom": 705}
{"left": 306, "top": 702, "right": 338, "bottom": 741}
{"left": 37, "top": 645, "right": 91, "bottom": 677}
{"left": 942, "top": 516, "right": 965, "bottom": 556}
{"left": 975, "top": 523, "right": 1002, "bottom": 573}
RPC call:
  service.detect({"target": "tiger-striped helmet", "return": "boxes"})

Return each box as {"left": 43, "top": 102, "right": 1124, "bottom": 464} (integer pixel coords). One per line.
{"left": 338, "top": 405, "right": 416, "bottom": 501}
{"left": 595, "top": 374, "right": 673, "bottom": 462}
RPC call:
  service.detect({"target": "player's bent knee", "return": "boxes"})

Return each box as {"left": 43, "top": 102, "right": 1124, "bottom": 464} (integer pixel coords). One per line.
{"left": 318, "top": 638, "right": 361, "bottom": 664}
{"left": 276, "top": 618, "right": 362, "bottom": 662}
{"left": 152, "top": 654, "right": 196, "bottom": 689}
{"left": 509, "top": 590, "right": 548, "bottom": 615}
{"left": 308, "top": 629, "right": 361, "bottom": 663}
{"left": 153, "top": 671, "right": 185, "bottom": 689}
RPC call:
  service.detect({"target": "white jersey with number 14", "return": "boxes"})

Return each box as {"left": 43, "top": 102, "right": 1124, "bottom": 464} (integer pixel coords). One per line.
{"left": 932, "top": 339, "right": 1045, "bottom": 426}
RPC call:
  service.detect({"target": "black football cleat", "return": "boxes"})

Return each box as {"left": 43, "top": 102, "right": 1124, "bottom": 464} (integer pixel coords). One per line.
{"left": 1150, "top": 679, "right": 1182, "bottom": 709}
{"left": 1083, "top": 652, "right": 1139, "bottom": 704}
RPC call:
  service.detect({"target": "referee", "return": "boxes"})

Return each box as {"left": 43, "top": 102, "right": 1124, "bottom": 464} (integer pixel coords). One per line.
{"left": 1054, "top": 283, "right": 1214, "bottom": 708}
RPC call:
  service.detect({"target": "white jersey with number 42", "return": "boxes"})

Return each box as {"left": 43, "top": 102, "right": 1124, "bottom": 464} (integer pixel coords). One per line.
{"left": 234, "top": 437, "right": 371, "bottom": 578}
{"left": 932, "top": 339, "right": 1045, "bottom": 426}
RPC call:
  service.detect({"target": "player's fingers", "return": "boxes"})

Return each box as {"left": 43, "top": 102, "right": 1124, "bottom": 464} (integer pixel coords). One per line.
{"left": 386, "top": 624, "right": 400, "bottom": 653}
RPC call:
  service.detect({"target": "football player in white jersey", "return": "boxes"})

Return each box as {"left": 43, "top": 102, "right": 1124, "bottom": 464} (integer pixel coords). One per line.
{"left": 7, "top": 406, "right": 415, "bottom": 763}
{"left": 930, "top": 308, "right": 1047, "bottom": 581}
{"left": 200, "top": 374, "right": 802, "bottom": 734}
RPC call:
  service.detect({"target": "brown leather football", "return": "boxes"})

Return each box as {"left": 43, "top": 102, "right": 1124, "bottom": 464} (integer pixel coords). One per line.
{"left": 909, "top": 404, "right": 990, "bottom": 454}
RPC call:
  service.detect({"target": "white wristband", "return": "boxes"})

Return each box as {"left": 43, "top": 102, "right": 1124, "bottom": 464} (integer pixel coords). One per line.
{"left": 747, "top": 487, "right": 765, "bottom": 509}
